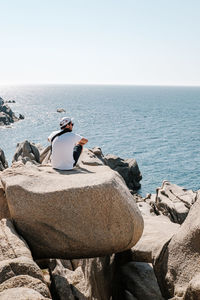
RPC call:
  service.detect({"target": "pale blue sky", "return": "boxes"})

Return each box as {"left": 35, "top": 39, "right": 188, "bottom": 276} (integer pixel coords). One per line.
{"left": 0, "top": 0, "right": 200, "bottom": 85}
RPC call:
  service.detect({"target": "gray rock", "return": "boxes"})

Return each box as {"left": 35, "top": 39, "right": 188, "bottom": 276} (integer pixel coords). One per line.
{"left": 0, "top": 287, "right": 51, "bottom": 299}
{"left": 0, "top": 104, "right": 18, "bottom": 121}
{"left": 153, "top": 190, "right": 200, "bottom": 299}
{"left": 19, "top": 114, "right": 25, "bottom": 119}
{"left": 0, "top": 148, "right": 8, "bottom": 171}
{"left": 0, "top": 97, "right": 23, "bottom": 126}
{"left": 148, "top": 181, "right": 198, "bottom": 224}
{"left": 0, "top": 182, "right": 10, "bottom": 220}
{"left": 104, "top": 154, "right": 142, "bottom": 191}
{"left": 0, "top": 112, "right": 13, "bottom": 126}
{"left": 131, "top": 211, "right": 180, "bottom": 263}
{"left": 12, "top": 140, "right": 40, "bottom": 164}
{"left": 0, "top": 275, "right": 50, "bottom": 298}
{"left": 57, "top": 108, "right": 66, "bottom": 113}
{"left": 80, "top": 148, "right": 104, "bottom": 166}
{"left": 0, "top": 219, "right": 51, "bottom": 298}
{"left": 0, "top": 97, "right": 4, "bottom": 106}
{"left": 5, "top": 100, "right": 16, "bottom": 103}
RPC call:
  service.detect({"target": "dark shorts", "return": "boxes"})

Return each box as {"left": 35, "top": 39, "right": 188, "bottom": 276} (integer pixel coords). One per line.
{"left": 73, "top": 144, "right": 83, "bottom": 166}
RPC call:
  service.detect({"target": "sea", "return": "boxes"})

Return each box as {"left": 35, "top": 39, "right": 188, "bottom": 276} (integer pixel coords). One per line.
{"left": 0, "top": 84, "right": 200, "bottom": 196}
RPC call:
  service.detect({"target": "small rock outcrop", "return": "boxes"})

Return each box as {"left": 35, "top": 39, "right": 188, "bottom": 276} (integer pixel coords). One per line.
{"left": 57, "top": 108, "right": 66, "bottom": 113}
{"left": 0, "top": 219, "right": 51, "bottom": 299}
{"left": 146, "top": 181, "right": 198, "bottom": 224}
{"left": 153, "top": 191, "right": 200, "bottom": 299}
{"left": 12, "top": 140, "right": 40, "bottom": 165}
{"left": 0, "top": 148, "right": 8, "bottom": 171}
{"left": 19, "top": 113, "right": 25, "bottom": 120}
{"left": 4, "top": 100, "right": 16, "bottom": 103}
{"left": 0, "top": 163, "right": 143, "bottom": 259}
{"left": 0, "top": 97, "right": 23, "bottom": 126}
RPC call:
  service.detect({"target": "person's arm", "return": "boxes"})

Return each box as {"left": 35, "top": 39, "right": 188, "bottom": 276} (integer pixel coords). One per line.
{"left": 77, "top": 138, "right": 88, "bottom": 146}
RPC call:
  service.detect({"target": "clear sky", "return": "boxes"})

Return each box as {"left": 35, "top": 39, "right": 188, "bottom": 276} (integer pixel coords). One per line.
{"left": 0, "top": 0, "right": 200, "bottom": 85}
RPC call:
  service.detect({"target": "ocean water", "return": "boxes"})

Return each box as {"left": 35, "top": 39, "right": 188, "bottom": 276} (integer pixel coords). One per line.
{"left": 0, "top": 84, "right": 200, "bottom": 196}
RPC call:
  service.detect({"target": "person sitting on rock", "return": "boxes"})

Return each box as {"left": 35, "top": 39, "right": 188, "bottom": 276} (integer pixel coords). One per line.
{"left": 48, "top": 117, "right": 88, "bottom": 170}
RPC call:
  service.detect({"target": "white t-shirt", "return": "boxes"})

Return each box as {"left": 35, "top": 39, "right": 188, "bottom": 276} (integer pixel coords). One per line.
{"left": 48, "top": 130, "right": 82, "bottom": 170}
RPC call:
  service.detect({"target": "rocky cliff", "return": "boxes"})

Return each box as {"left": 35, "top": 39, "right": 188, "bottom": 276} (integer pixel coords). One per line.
{"left": 0, "top": 142, "right": 200, "bottom": 299}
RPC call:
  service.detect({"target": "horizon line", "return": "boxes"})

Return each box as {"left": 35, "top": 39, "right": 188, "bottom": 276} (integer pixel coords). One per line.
{"left": 1, "top": 82, "right": 200, "bottom": 88}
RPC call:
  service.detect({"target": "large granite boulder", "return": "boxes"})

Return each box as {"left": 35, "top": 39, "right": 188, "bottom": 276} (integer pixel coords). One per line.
{"left": 104, "top": 154, "right": 142, "bottom": 192}
{"left": 153, "top": 192, "right": 200, "bottom": 299}
{"left": 0, "top": 163, "right": 143, "bottom": 259}
{"left": 0, "top": 97, "right": 4, "bottom": 106}
{"left": 131, "top": 204, "right": 180, "bottom": 263}
{"left": 0, "top": 219, "right": 51, "bottom": 299}
{"left": 12, "top": 140, "right": 40, "bottom": 165}
{"left": 147, "top": 181, "right": 198, "bottom": 224}
{"left": 0, "top": 148, "right": 8, "bottom": 171}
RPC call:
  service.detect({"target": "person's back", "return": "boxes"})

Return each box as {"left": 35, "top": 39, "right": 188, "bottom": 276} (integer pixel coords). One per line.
{"left": 48, "top": 117, "right": 88, "bottom": 170}
{"left": 51, "top": 131, "right": 82, "bottom": 170}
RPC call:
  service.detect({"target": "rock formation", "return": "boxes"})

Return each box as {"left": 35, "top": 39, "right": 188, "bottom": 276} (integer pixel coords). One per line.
{"left": 48, "top": 256, "right": 114, "bottom": 300}
{"left": 104, "top": 154, "right": 142, "bottom": 192}
{"left": 0, "top": 96, "right": 24, "bottom": 126}
{"left": 146, "top": 181, "right": 198, "bottom": 224}
{"left": 0, "top": 163, "right": 143, "bottom": 259}
{"left": 2, "top": 138, "right": 200, "bottom": 299}
{"left": 12, "top": 140, "right": 40, "bottom": 165}
{"left": 57, "top": 108, "right": 66, "bottom": 113}
{"left": 0, "top": 218, "right": 51, "bottom": 299}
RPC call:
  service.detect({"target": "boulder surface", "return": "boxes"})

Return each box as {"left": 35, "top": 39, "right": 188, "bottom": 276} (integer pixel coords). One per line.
{"left": 0, "top": 163, "right": 143, "bottom": 259}
{"left": 130, "top": 200, "right": 180, "bottom": 263}
{"left": 0, "top": 182, "right": 10, "bottom": 220}
{"left": 0, "top": 218, "right": 51, "bottom": 299}
{"left": 153, "top": 192, "right": 200, "bottom": 299}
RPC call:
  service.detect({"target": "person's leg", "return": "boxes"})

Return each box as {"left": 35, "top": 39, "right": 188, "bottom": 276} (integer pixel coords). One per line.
{"left": 73, "top": 144, "right": 83, "bottom": 166}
